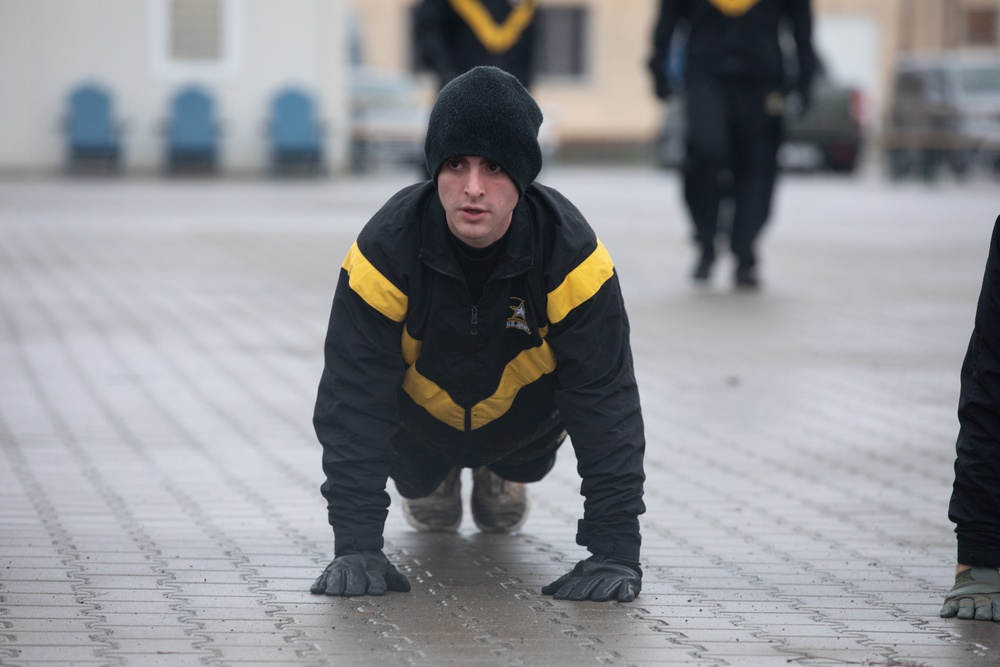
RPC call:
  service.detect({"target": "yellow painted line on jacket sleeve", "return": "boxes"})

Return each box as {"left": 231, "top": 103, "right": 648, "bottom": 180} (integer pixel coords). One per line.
{"left": 448, "top": 0, "right": 536, "bottom": 54}
{"left": 402, "top": 340, "right": 556, "bottom": 431}
{"left": 547, "top": 239, "right": 614, "bottom": 325}
{"left": 342, "top": 242, "right": 408, "bottom": 323}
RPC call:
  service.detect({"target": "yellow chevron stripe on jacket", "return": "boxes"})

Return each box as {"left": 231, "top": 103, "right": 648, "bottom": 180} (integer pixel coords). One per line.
{"left": 402, "top": 339, "right": 556, "bottom": 430}
{"left": 401, "top": 327, "right": 421, "bottom": 365}
{"left": 448, "top": 0, "right": 536, "bottom": 54}
{"left": 346, "top": 237, "right": 612, "bottom": 431}
{"left": 547, "top": 240, "right": 614, "bottom": 325}
{"left": 343, "top": 242, "right": 408, "bottom": 322}
{"left": 707, "top": 0, "right": 760, "bottom": 17}
{"left": 399, "top": 240, "right": 613, "bottom": 431}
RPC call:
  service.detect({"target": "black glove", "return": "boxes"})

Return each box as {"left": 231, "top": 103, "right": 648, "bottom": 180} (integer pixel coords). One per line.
{"left": 653, "top": 73, "right": 673, "bottom": 100}
{"left": 310, "top": 549, "right": 411, "bottom": 597}
{"left": 541, "top": 554, "right": 642, "bottom": 602}
{"left": 648, "top": 57, "right": 673, "bottom": 100}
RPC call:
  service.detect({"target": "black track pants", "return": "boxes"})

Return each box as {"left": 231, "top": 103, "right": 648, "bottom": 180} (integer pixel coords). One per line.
{"left": 683, "top": 76, "right": 783, "bottom": 270}
{"left": 390, "top": 421, "right": 566, "bottom": 499}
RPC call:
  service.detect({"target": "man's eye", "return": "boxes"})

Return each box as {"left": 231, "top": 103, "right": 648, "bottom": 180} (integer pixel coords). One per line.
{"left": 486, "top": 163, "right": 503, "bottom": 173}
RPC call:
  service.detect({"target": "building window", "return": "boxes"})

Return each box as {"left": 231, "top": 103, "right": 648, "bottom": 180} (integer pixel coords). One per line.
{"left": 965, "top": 9, "right": 998, "bottom": 46}
{"left": 151, "top": 0, "right": 241, "bottom": 78}
{"left": 170, "top": 0, "right": 223, "bottom": 61}
{"left": 535, "top": 6, "right": 588, "bottom": 79}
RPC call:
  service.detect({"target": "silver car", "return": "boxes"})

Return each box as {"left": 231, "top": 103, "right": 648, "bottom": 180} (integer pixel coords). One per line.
{"left": 884, "top": 54, "right": 1000, "bottom": 179}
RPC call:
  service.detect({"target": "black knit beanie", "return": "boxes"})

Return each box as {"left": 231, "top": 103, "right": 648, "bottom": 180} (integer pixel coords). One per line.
{"left": 424, "top": 66, "right": 543, "bottom": 194}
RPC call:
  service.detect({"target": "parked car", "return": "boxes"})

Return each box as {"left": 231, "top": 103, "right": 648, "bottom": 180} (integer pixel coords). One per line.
{"left": 349, "top": 65, "right": 429, "bottom": 173}
{"left": 784, "top": 64, "right": 867, "bottom": 172}
{"left": 883, "top": 54, "right": 1000, "bottom": 180}
{"left": 655, "top": 59, "right": 866, "bottom": 173}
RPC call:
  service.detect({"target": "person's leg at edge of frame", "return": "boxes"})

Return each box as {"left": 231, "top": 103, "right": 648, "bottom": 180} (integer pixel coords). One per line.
{"left": 945, "top": 428, "right": 1000, "bottom": 622}
{"left": 941, "top": 214, "right": 1000, "bottom": 622}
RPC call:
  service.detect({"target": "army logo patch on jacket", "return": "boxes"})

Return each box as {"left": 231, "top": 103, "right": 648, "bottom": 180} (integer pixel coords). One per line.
{"left": 506, "top": 297, "right": 532, "bottom": 334}
{"left": 707, "top": 0, "right": 760, "bottom": 17}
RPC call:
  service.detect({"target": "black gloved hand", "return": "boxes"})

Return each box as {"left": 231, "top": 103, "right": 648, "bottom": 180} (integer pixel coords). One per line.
{"left": 648, "top": 57, "right": 673, "bottom": 100}
{"left": 652, "top": 72, "right": 673, "bottom": 100}
{"left": 310, "top": 549, "right": 411, "bottom": 597}
{"left": 541, "top": 554, "right": 642, "bottom": 602}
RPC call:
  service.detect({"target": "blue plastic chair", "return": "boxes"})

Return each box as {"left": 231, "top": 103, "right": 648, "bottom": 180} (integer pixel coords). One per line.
{"left": 269, "top": 88, "right": 324, "bottom": 174}
{"left": 65, "top": 84, "right": 121, "bottom": 172}
{"left": 165, "top": 86, "right": 219, "bottom": 172}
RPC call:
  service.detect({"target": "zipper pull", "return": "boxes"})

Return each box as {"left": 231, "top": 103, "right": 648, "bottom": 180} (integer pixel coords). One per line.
{"left": 470, "top": 306, "right": 478, "bottom": 335}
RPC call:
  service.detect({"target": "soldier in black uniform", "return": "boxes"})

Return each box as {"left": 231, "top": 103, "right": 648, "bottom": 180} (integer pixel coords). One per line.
{"left": 416, "top": 0, "right": 538, "bottom": 90}
{"left": 309, "top": 67, "right": 646, "bottom": 603}
{"left": 648, "top": 0, "right": 814, "bottom": 288}
{"left": 941, "top": 215, "right": 1000, "bottom": 623}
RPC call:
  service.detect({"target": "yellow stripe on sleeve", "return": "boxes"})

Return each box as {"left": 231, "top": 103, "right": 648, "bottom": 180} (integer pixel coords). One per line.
{"left": 342, "top": 242, "right": 408, "bottom": 323}
{"left": 546, "top": 240, "right": 614, "bottom": 325}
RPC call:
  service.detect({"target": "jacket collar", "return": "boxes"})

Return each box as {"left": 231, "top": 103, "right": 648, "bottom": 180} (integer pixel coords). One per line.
{"left": 419, "top": 191, "right": 535, "bottom": 280}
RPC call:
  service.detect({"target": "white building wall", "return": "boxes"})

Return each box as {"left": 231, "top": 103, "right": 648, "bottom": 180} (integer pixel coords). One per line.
{"left": 0, "top": 0, "right": 349, "bottom": 174}
{"left": 814, "top": 13, "right": 882, "bottom": 128}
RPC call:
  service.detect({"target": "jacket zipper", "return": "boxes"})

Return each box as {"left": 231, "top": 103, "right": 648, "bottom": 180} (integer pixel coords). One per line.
{"left": 423, "top": 259, "right": 522, "bottom": 432}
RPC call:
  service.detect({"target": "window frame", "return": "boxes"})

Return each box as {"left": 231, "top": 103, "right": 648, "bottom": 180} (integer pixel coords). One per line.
{"left": 533, "top": 4, "right": 589, "bottom": 82}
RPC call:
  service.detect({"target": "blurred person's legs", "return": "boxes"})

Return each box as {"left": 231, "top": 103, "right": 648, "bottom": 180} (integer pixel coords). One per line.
{"left": 728, "top": 82, "right": 783, "bottom": 289}
{"left": 683, "top": 77, "right": 730, "bottom": 283}
{"left": 943, "top": 214, "right": 1000, "bottom": 621}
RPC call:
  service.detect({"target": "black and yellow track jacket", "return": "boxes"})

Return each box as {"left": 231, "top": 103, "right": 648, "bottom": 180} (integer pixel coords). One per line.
{"left": 314, "top": 181, "right": 645, "bottom": 562}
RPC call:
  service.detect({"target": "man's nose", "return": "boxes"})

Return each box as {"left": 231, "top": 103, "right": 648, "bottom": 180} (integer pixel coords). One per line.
{"left": 465, "top": 169, "right": 484, "bottom": 196}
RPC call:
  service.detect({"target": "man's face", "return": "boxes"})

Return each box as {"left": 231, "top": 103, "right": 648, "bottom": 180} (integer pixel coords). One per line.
{"left": 437, "top": 155, "right": 519, "bottom": 249}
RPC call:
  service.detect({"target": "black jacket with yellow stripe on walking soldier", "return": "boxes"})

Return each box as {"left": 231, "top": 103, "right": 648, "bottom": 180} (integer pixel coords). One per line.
{"left": 313, "top": 180, "right": 646, "bottom": 563}
{"left": 416, "top": 0, "right": 537, "bottom": 89}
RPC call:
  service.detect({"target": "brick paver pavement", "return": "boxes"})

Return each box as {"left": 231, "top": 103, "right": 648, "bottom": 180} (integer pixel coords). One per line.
{"left": 1, "top": 167, "right": 998, "bottom": 666}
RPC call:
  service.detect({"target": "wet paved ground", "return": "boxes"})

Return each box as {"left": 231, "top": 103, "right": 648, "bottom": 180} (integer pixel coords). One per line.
{"left": 1, "top": 166, "right": 999, "bottom": 667}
